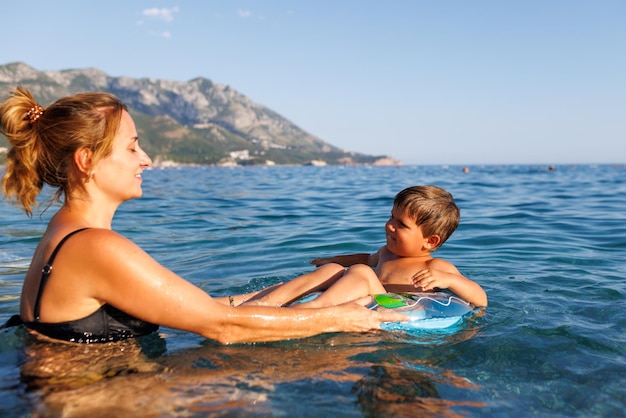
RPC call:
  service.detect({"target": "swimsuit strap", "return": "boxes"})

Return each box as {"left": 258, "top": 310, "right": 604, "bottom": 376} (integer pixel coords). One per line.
{"left": 33, "top": 228, "right": 91, "bottom": 322}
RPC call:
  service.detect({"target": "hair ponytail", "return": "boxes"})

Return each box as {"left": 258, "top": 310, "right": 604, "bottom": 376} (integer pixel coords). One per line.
{"left": 1, "top": 86, "right": 126, "bottom": 216}
{"left": 1, "top": 87, "right": 45, "bottom": 216}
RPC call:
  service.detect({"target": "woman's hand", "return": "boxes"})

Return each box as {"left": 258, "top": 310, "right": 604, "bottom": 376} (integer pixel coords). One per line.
{"left": 331, "top": 297, "right": 408, "bottom": 332}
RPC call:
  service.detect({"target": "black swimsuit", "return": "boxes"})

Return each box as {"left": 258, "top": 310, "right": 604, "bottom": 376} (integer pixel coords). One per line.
{"left": 21, "top": 228, "right": 158, "bottom": 343}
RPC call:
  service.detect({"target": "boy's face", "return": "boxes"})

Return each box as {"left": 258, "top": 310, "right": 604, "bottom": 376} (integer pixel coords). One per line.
{"left": 385, "top": 206, "right": 433, "bottom": 257}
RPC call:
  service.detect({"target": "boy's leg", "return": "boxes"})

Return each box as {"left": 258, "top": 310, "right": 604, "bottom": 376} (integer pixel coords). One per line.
{"left": 296, "top": 264, "right": 386, "bottom": 308}
{"left": 244, "top": 263, "right": 346, "bottom": 307}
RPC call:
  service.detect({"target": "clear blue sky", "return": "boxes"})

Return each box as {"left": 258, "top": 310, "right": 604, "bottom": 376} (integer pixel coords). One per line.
{"left": 2, "top": 1, "right": 624, "bottom": 165}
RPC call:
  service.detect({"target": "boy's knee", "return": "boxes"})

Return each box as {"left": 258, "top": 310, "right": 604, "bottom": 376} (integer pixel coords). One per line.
{"left": 318, "top": 263, "right": 345, "bottom": 275}
{"left": 347, "top": 264, "right": 383, "bottom": 290}
{"left": 348, "top": 264, "right": 375, "bottom": 276}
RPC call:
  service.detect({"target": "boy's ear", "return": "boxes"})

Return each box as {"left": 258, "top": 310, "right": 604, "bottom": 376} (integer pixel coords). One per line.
{"left": 426, "top": 234, "right": 441, "bottom": 250}
{"left": 73, "top": 148, "right": 94, "bottom": 175}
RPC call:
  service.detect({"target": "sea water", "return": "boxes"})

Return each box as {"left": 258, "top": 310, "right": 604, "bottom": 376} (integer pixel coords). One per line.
{"left": 0, "top": 164, "right": 624, "bottom": 417}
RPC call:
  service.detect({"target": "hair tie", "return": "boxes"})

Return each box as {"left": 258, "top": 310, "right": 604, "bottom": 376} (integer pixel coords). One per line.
{"left": 25, "top": 105, "right": 45, "bottom": 124}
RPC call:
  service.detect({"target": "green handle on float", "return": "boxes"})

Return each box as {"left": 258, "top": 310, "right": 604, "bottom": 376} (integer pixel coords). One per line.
{"left": 374, "top": 293, "right": 408, "bottom": 309}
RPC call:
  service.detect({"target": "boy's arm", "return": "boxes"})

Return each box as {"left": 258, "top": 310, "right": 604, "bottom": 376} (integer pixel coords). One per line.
{"left": 411, "top": 259, "right": 488, "bottom": 307}
{"left": 310, "top": 249, "right": 380, "bottom": 268}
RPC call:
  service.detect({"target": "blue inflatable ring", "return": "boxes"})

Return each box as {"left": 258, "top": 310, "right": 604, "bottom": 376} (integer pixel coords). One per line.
{"left": 370, "top": 292, "right": 474, "bottom": 330}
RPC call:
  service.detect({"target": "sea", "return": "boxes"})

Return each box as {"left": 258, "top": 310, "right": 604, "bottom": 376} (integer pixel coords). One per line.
{"left": 0, "top": 164, "right": 624, "bottom": 417}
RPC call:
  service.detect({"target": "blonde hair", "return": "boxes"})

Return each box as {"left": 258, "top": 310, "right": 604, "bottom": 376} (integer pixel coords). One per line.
{"left": 1, "top": 86, "right": 127, "bottom": 216}
{"left": 393, "top": 185, "right": 460, "bottom": 250}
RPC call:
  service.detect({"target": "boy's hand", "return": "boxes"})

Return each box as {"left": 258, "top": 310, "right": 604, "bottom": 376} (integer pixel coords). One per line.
{"left": 411, "top": 266, "right": 488, "bottom": 306}
{"left": 309, "top": 257, "right": 333, "bottom": 267}
{"left": 411, "top": 268, "right": 448, "bottom": 292}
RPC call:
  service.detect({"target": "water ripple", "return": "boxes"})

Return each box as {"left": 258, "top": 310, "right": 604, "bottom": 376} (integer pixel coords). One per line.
{"left": 1, "top": 164, "right": 625, "bottom": 416}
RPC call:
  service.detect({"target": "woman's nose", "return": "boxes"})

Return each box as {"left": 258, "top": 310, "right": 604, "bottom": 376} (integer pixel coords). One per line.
{"left": 140, "top": 150, "right": 152, "bottom": 167}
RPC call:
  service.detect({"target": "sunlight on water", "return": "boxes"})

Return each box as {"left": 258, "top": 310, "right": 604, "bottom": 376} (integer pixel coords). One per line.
{"left": 1, "top": 164, "right": 625, "bottom": 416}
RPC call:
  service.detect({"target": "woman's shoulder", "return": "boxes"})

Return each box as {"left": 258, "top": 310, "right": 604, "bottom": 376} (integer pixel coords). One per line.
{"left": 55, "top": 227, "right": 127, "bottom": 244}
{"left": 52, "top": 228, "right": 159, "bottom": 289}
{"left": 51, "top": 228, "right": 141, "bottom": 262}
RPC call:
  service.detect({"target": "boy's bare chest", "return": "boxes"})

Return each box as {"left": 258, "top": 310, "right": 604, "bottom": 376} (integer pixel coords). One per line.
{"left": 376, "top": 257, "right": 431, "bottom": 285}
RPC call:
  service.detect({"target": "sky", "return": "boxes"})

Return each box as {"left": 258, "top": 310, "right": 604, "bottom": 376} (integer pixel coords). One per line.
{"left": 1, "top": 1, "right": 624, "bottom": 165}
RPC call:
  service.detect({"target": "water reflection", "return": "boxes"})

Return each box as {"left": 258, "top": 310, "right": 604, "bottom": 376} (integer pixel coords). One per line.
{"left": 18, "top": 325, "right": 485, "bottom": 417}
{"left": 19, "top": 332, "right": 166, "bottom": 391}
{"left": 354, "top": 364, "right": 485, "bottom": 418}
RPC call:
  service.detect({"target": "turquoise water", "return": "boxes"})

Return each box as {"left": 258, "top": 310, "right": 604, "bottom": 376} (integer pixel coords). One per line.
{"left": 1, "top": 164, "right": 624, "bottom": 417}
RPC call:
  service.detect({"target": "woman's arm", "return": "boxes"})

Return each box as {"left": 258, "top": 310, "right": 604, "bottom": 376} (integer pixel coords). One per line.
{"left": 79, "top": 230, "right": 407, "bottom": 343}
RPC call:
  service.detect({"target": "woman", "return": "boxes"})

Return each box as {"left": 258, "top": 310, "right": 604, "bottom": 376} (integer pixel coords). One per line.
{"left": 0, "top": 87, "right": 405, "bottom": 344}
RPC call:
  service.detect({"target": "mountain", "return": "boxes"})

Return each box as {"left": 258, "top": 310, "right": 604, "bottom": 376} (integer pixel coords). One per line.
{"left": 0, "top": 62, "right": 400, "bottom": 166}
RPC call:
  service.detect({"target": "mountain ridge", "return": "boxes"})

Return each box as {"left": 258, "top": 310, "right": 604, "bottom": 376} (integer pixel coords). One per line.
{"left": 0, "top": 62, "right": 401, "bottom": 167}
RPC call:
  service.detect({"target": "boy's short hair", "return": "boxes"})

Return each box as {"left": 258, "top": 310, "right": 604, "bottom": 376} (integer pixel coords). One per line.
{"left": 393, "top": 185, "right": 460, "bottom": 250}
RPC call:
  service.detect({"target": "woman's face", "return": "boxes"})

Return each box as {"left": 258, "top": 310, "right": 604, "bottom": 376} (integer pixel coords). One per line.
{"left": 92, "top": 111, "right": 152, "bottom": 202}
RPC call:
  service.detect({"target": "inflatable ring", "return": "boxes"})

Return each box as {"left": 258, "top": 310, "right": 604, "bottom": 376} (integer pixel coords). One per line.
{"left": 370, "top": 292, "right": 474, "bottom": 330}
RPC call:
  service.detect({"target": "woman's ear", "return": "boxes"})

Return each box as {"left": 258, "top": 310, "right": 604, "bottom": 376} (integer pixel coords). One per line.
{"left": 73, "top": 148, "right": 93, "bottom": 176}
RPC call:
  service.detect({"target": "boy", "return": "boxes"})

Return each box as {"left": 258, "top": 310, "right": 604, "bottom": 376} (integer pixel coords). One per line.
{"left": 243, "top": 185, "right": 487, "bottom": 308}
